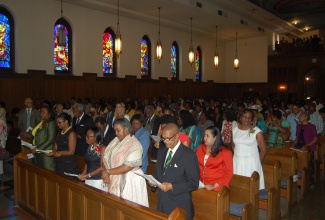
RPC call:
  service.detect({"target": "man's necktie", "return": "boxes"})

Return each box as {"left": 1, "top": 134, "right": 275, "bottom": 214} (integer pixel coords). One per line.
{"left": 76, "top": 118, "right": 80, "bottom": 125}
{"left": 26, "top": 109, "right": 31, "bottom": 129}
{"left": 163, "top": 150, "right": 173, "bottom": 175}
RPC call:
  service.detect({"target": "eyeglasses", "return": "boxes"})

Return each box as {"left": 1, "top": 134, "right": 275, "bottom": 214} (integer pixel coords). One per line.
{"left": 56, "top": 120, "right": 66, "bottom": 125}
{"left": 161, "top": 132, "right": 178, "bottom": 142}
{"left": 86, "top": 135, "right": 95, "bottom": 139}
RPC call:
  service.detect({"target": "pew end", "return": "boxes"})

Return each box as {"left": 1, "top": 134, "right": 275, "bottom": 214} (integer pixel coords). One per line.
{"left": 229, "top": 172, "right": 259, "bottom": 220}
{"left": 192, "top": 187, "right": 229, "bottom": 220}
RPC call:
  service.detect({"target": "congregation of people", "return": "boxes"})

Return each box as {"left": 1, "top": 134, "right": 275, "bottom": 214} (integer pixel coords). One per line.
{"left": 1, "top": 94, "right": 325, "bottom": 219}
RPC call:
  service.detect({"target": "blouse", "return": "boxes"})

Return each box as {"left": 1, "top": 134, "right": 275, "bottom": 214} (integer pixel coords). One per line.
{"left": 196, "top": 144, "right": 233, "bottom": 191}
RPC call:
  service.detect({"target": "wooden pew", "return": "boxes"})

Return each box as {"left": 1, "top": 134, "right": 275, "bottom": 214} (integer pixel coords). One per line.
{"left": 264, "top": 152, "right": 297, "bottom": 210}
{"left": 268, "top": 147, "right": 309, "bottom": 198}
{"left": 317, "top": 136, "right": 325, "bottom": 180}
{"left": 192, "top": 187, "right": 229, "bottom": 220}
{"left": 13, "top": 153, "right": 186, "bottom": 220}
{"left": 229, "top": 172, "right": 259, "bottom": 220}
{"left": 260, "top": 160, "right": 281, "bottom": 220}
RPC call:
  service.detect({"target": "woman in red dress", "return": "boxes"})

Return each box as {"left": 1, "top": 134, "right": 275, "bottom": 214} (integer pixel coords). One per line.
{"left": 196, "top": 126, "right": 233, "bottom": 191}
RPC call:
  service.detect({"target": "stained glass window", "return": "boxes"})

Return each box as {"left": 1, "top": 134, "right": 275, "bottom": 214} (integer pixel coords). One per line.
{"left": 140, "top": 35, "right": 151, "bottom": 78}
{"left": 54, "top": 18, "right": 72, "bottom": 74}
{"left": 0, "top": 6, "right": 14, "bottom": 73}
{"left": 170, "top": 42, "right": 179, "bottom": 79}
{"left": 195, "top": 46, "right": 202, "bottom": 81}
{"left": 103, "top": 28, "right": 116, "bottom": 76}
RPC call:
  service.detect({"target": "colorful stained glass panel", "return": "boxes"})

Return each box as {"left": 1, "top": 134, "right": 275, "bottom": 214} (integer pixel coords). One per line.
{"left": 141, "top": 38, "right": 149, "bottom": 76}
{"left": 170, "top": 45, "right": 177, "bottom": 78}
{"left": 0, "top": 14, "right": 10, "bottom": 68}
{"left": 103, "top": 32, "right": 114, "bottom": 74}
{"left": 53, "top": 24, "right": 69, "bottom": 71}
{"left": 195, "top": 49, "right": 200, "bottom": 80}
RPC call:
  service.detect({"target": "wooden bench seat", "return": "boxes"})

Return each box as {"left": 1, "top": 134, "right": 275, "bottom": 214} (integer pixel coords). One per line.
{"left": 264, "top": 152, "right": 297, "bottom": 210}
{"left": 268, "top": 147, "right": 309, "bottom": 198}
{"left": 260, "top": 160, "right": 281, "bottom": 220}
{"left": 229, "top": 172, "right": 259, "bottom": 220}
{"left": 14, "top": 153, "right": 186, "bottom": 220}
{"left": 317, "top": 136, "right": 325, "bottom": 181}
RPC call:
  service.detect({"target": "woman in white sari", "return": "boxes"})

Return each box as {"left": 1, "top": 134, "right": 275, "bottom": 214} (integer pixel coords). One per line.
{"left": 102, "top": 118, "right": 148, "bottom": 207}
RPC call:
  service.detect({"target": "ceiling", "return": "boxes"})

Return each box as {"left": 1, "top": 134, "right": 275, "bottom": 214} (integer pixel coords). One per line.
{"left": 63, "top": 0, "right": 325, "bottom": 41}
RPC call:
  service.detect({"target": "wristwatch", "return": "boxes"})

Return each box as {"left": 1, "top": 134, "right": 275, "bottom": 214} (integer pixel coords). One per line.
{"left": 88, "top": 174, "right": 91, "bottom": 178}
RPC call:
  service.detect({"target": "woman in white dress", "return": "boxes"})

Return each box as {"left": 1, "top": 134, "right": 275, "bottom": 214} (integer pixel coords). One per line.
{"left": 101, "top": 118, "right": 148, "bottom": 207}
{"left": 231, "top": 109, "right": 267, "bottom": 189}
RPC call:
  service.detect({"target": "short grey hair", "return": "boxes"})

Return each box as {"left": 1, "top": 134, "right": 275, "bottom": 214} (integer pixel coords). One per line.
{"left": 114, "top": 118, "right": 134, "bottom": 136}
{"left": 77, "top": 103, "right": 84, "bottom": 112}
{"left": 145, "top": 105, "right": 154, "bottom": 112}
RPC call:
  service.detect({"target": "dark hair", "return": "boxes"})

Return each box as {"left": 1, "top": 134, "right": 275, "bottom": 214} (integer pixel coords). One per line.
{"left": 319, "top": 107, "right": 325, "bottom": 114}
{"left": 88, "top": 127, "right": 103, "bottom": 145}
{"left": 95, "top": 116, "right": 106, "bottom": 125}
{"left": 205, "top": 126, "right": 231, "bottom": 157}
{"left": 130, "top": 114, "right": 145, "bottom": 126}
{"left": 272, "top": 109, "right": 282, "bottom": 119}
{"left": 224, "top": 109, "right": 236, "bottom": 122}
{"left": 57, "top": 112, "right": 71, "bottom": 125}
{"left": 240, "top": 109, "right": 254, "bottom": 119}
{"left": 40, "top": 105, "right": 51, "bottom": 114}
{"left": 160, "top": 115, "right": 177, "bottom": 125}
{"left": 0, "top": 101, "right": 6, "bottom": 108}
{"left": 179, "top": 110, "right": 196, "bottom": 129}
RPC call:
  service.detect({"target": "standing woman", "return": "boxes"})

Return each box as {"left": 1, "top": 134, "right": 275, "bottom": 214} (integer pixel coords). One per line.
{"left": 196, "top": 126, "right": 233, "bottom": 192}
{"left": 48, "top": 112, "right": 80, "bottom": 175}
{"left": 112, "top": 102, "right": 129, "bottom": 125}
{"left": 0, "top": 101, "right": 7, "bottom": 177}
{"left": 102, "top": 118, "right": 148, "bottom": 207}
{"left": 178, "top": 110, "right": 201, "bottom": 151}
{"left": 231, "top": 109, "right": 267, "bottom": 189}
{"left": 31, "top": 106, "right": 56, "bottom": 171}
{"left": 78, "top": 127, "right": 105, "bottom": 191}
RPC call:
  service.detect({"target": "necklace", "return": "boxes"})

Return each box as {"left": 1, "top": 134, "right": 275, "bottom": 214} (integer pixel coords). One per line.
{"left": 61, "top": 126, "right": 71, "bottom": 135}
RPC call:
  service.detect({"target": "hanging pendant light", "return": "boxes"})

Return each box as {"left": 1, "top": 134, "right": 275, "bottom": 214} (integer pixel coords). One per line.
{"left": 213, "top": 26, "right": 219, "bottom": 69}
{"left": 57, "top": 0, "right": 66, "bottom": 47}
{"left": 188, "top": 18, "right": 195, "bottom": 65}
{"left": 156, "top": 7, "right": 162, "bottom": 62}
{"left": 234, "top": 32, "right": 239, "bottom": 71}
{"left": 115, "top": 0, "right": 122, "bottom": 57}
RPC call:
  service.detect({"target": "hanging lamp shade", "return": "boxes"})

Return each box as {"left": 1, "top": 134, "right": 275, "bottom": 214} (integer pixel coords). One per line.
{"left": 156, "top": 7, "right": 163, "bottom": 61}
{"left": 188, "top": 18, "right": 195, "bottom": 65}
{"left": 57, "top": 0, "right": 66, "bottom": 47}
{"left": 234, "top": 32, "right": 239, "bottom": 71}
{"left": 213, "top": 26, "right": 219, "bottom": 68}
{"left": 115, "top": 0, "right": 122, "bottom": 56}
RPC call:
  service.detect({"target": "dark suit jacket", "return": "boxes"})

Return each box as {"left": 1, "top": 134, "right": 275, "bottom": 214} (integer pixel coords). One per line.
{"left": 18, "top": 108, "right": 40, "bottom": 132}
{"left": 104, "top": 111, "right": 114, "bottom": 127}
{"left": 72, "top": 113, "right": 95, "bottom": 156}
{"left": 103, "top": 125, "right": 116, "bottom": 147}
{"left": 144, "top": 114, "right": 158, "bottom": 134}
{"left": 154, "top": 143, "right": 199, "bottom": 219}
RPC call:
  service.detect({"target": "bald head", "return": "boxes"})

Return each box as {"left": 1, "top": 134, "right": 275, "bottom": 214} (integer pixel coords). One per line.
{"left": 161, "top": 123, "right": 180, "bottom": 149}
{"left": 162, "top": 123, "right": 179, "bottom": 133}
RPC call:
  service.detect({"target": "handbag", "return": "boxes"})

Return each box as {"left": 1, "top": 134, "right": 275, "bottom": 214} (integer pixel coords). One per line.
{"left": 0, "top": 147, "right": 9, "bottom": 160}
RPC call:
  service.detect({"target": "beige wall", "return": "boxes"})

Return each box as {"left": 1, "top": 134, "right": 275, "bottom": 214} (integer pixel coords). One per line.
{"left": 2, "top": 0, "right": 269, "bottom": 83}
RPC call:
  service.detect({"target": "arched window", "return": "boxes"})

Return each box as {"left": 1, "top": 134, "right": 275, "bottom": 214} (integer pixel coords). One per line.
{"left": 140, "top": 35, "right": 151, "bottom": 78}
{"left": 195, "top": 46, "right": 202, "bottom": 81}
{"left": 0, "top": 6, "right": 15, "bottom": 73}
{"left": 103, "top": 27, "right": 116, "bottom": 77}
{"left": 170, "top": 42, "right": 179, "bottom": 80}
{"left": 54, "top": 18, "right": 72, "bottom": 74}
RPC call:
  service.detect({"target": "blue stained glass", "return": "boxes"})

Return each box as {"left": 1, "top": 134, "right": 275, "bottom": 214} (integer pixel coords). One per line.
{"left": 103, "top": 32, "right": 114, "bottom": 74}
{"left": 53, "top": 24, "right": 69, "bottom": 71}
{"left": 170, "top": 45, "right": 177, "bottom": 78}
{"left": 141, "top": 38, "right": 149, "bottom": 76}
{"left": 195, "top": 49, "right": 200, "bottom": 80}
{"left": 0, "top": 14, "right": 11, "bottom": 68}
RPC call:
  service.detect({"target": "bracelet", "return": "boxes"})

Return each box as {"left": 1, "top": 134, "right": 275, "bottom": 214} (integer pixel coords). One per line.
{"left": 88, "top": 174, "right": 91, "bottom": 178}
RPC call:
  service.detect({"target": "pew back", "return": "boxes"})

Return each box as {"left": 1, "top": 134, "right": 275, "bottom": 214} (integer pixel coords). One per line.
{"left": 229, "top": 172, "right": 260, "bottom": 220}
{"left": 14, "top": 153, "right": 185, "bottom": 220}
{"left": 192, "top": 187, "right": 229, "bottom": 220}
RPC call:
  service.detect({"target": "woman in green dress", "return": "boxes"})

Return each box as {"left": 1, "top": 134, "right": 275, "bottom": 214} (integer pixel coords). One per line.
{"left": 31, "top": 106, "right": 56, "bottom": 170}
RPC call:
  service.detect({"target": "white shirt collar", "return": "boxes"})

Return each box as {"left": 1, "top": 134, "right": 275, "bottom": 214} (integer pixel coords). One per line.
{"left": 104, "top": 125, "right": 109, "bottom": 136}
{"left": 166, "top": 140, "right": 181, "bottom": 159}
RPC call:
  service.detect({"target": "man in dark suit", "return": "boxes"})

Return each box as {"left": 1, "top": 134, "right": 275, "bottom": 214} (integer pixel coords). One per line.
{"left": 104, "top": 102, "right": 114, "bottom": 127}
{"left": 144, "top": 105, "right": 160, "bottom": 158}
{"left": 72, "top": 103, "right": 95, "bottom": 156}
{"left": 18, "top": 97, "right": 41, "bottom": 140}
{"left": 152, "top": 123, "right": 199, "bottom": 220}
{"left": 94, "top": 116, "right": 115, "bottom": 147}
